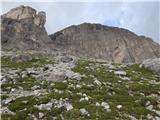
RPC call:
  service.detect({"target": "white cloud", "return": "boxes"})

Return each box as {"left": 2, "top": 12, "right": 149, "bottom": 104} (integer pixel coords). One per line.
{"left": 1, "top": 1, "right": 159, "bottom": 43}
{"left": 118, "top": 2, "right": 159, "bottom": 43}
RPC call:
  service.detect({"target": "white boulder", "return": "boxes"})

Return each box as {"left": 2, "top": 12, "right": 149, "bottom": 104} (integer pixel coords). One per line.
{"left": 140, "top": 58, "right": 160, "bottom": 75}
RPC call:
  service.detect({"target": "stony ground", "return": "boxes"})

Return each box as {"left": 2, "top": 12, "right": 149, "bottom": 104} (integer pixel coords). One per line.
{"left": 1, "top": 52, "right": 160, "bottom": 120}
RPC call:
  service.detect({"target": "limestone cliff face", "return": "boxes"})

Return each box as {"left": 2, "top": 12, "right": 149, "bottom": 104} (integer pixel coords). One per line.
{"left": 1, "top": 6, "right": 160, "bottom": 63}
{"left": 1, "top": 5, "right": 53, "bottom": 51}
{"left": 49, "top": 23, "right": 160, "bottom": 63}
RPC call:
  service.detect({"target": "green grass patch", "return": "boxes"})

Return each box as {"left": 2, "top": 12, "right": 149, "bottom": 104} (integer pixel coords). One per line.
{"left": 1, "top": 56, "right": 54, "bottom": 69}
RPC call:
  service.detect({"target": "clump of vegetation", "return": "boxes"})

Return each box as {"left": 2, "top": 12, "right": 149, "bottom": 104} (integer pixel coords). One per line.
{"left": 8, "top": 96, "right": 37, "bottom": 112}
{"left": 1, "top": 59, "right": 160, "bottom": 120}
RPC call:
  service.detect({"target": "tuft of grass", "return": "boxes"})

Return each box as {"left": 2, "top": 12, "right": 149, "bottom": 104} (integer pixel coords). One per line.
{"left": 15, "top": 76, "right": 39, "bottom": 90}
{"left": 54, "top": 82, "right": 68, "bottom": 90}
{"left": 8, "top": 96, "right": 37, "bottom": 112}
{"left": 129, "top": 83, "right": 160, "bottom": 95}
{"left": 1, "top": 95, "right": 9, "bottom": 100}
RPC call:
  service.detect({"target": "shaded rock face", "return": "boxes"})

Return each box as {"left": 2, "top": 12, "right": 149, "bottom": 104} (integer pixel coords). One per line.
{"left": 1, "top": 5, "right": 53, "bottom": 51}
{"left": 49, "top": 23, "right": 160, "bottom": 63}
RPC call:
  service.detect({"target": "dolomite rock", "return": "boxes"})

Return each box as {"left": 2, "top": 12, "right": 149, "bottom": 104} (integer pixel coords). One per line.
{"left": 34, "top": 11, "right": 46, "bottom": 27}
{"left": 4, "top": 5, "right": 36, "bottom": 20}
{"left": 50, "top": 23, "right": 160, "bottom": 63}
{"left": 80, "top": 108, "right": 90, "bottom": 116}
{"left": 141, "top": 58, "right": 160, "bottom": 75}
{"left": 1, "top": 5, "right": 160, "bottom": 64}
{"left": 114, "top": 71, "right": 127, "bottom": 76}
{"left": 117, "top": 105, "right": 123, "bottom": 109}
{"left": 1, "top": 5, "right": 53, "bottom": 51}
{"left": 101, "top": 102, "right": 110, "bottom": 110}
{"left": 37, "top": 62, "right": 81, "bottom": 81}
{"left": 34, "top": 102, "right": 52, "bottom": 110}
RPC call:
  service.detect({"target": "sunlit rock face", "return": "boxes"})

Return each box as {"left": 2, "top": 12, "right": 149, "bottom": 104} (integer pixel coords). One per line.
{"left": 1, "top": 5, "right": 53, "bottom": 52}
{"left": 49, "top": 23, "right": 160, "bottom": 63}
{"left": 4, "top": 5, "right": 36, "bottom": 20}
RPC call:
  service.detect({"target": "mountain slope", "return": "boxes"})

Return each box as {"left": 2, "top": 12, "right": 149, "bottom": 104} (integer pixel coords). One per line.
{"left": 1, "top": 6, "right": 160, "bottom": 120}
{"left": 1, "top": 53, "right": 160, "bottom": 119}
{"left": 1, "top": 6, "right": 160, "bottom": 63}
{"left": 49, "top": 23, "right": 160, "bottom": 63}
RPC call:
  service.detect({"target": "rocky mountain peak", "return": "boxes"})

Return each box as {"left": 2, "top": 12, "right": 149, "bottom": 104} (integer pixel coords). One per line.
{"left": 1, "top": 5, "right": 53, "bottom": 51}
{"left": 3, "top": 5, "right": 36, "bottom": 20}
{"left": 50, "top": 23, "right": 160, "bottom": 63}
{"left": 3, "top": 5, "right": 46, "bottom": 28}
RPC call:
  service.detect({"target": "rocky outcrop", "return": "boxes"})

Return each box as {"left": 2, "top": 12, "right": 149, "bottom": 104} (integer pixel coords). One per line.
{"left": 1, "top": 5, "right": 53, "bottom": 51}
{"left": 141, "top": 58, "right": 160, "bottom": 75}
{"left": 1, "top": 6, "right": 160, "bottom": 63}
{"left": 36, "top": 60, "right": 82, "bottom": 81}
{"left": 49, "top": 23, "right": 160, "bottom": 63}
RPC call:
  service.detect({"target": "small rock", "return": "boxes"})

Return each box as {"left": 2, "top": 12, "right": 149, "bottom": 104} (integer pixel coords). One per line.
{"left": 114, "top": 71, "right": 127, "bottom": 76}
{"left": 1, "top": 77, "right": 8, "bottom": 84}
{"left": 154, "top": 110, "right": 160, "bottom": 116}
{"left": 65, "top": 103, "right": 73, "bottom": 111}
{"left": 117, "top": 105, "right": 122, "bottom": 109}
{"left": 66, "top": 70, "right": 81, "bottom": 81}
{"left": 147, "top": 114, "right": 154, "bottom": 120}
{"left": 4, "top": 97, "right": 16, "bottom": 105}
{"left": 34, "top": 102, "right": 52, "bottom": 110}
{"left": 76, "top": 84, "right": 81, "bottom": 88}
{"left": 80, "top": 96, "right": 89, "bottom": 101}
{"left": 108, "top": 64, "right": 116, "bottom": 69}
{"left": 11, "top": 88, "right": 16, "bottom": 92}
{"left": 94, "top": 79, "right": 102, "bottom": 86}
{"left": 101, "top": 102, "right": 110, "bottom": 110}
{"left": 48, "top": 70, "right": 67, "bottom": 81}
{"left": 31, "top": 85, "right": 39, "bottom": 90}
{"left": 96, "top": 102, "right": 100, "bottom": 106}
{"left": 39, "top": 112, "right": 44, "bottom": 118}
{"left": 119, "top": 76, "right": 130, "bottom": 80}
{"left": 129, "top": 115, "right": 137, "bottom": 120}
{"left": 22, "top": 100, "right": 28, "bottom": 104}
{"left": 146, "top": 101, "right": 151, "bottom": 106}
{"left": 1, "top": 107, "right": 15, "bottom": 115}
{"left": 80, "top": 108, "right": 90, "bottom": 116}
{"left": 146, "top": 105, "right": 153, "bottom": 111}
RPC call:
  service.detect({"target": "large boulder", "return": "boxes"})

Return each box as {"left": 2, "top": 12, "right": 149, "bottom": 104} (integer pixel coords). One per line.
{"left": 141, "top": 58, "right": 160, "bottom": 75}
{"left": 36, "top": 61, "right": 82, "bottom": 81}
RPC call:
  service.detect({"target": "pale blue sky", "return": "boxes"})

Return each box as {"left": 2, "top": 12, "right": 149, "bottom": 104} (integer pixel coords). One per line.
{"left": 1, "top": 0, "right": 160, "bottom": 43}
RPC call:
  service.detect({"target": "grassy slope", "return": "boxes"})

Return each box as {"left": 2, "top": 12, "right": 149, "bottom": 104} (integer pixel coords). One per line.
{"left": 1, "top": 57, "right": 160, "bottom": 120}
